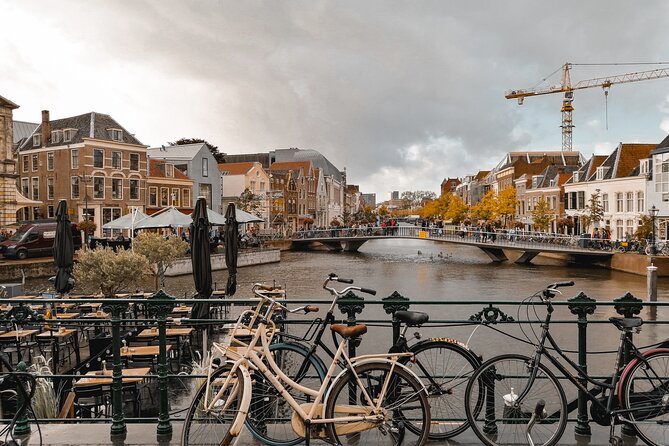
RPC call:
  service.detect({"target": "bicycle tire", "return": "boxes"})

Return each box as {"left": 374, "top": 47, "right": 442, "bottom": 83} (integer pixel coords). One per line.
{"left": 619, "top": 349, "right": 669, "bottom": 446}
{"left": 464, "top": 354, "right": 567, "bottom": 446}
{"left": 246, "top": 342, "right": 327, "bottom": 446}
{"left": 324, "top": 361, "right": 430, "bottom": 446}
{"left": 403, "top": 339, "right": 482, "bottom": 439}
{"left": 182, "top": 364, "right": 245, "bottom": 446}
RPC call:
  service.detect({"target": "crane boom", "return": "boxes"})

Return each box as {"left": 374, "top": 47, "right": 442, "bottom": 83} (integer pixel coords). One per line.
{"left": 505, "top": 63, "right": 669, "bottom": 150}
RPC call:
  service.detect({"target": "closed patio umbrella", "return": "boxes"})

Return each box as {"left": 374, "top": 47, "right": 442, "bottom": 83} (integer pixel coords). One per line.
{"left": 53, "top": 200, "right": 74, "bottom": 294}
{"left": 190, "top": 197, "right": 212, "bottom": 321}
{"left": 224, "top": 203, "right": 239, "bottom": 296}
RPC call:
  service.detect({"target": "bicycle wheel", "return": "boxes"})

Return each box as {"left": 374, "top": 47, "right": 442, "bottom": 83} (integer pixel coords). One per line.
{"left": 324, "top": 361, "right": 430, "bottom": 446}
{"left": 246, "top": 342, "right": 326, "bottom": 446}
{"left": 182, "top": 364, "right": 245, "bottom": 446}
{"left": 404, "top": 340, "right": 482, "bottom": 439}
{"left": 619, "top": 350, "right": 669, "bottom": 446}
{"left": 464, "top": 354, "right": 567, "bottom": 446}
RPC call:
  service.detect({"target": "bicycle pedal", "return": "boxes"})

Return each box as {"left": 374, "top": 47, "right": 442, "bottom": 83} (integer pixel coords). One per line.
{"left": 609, "top": 436, "right": 622, "bottom": 446}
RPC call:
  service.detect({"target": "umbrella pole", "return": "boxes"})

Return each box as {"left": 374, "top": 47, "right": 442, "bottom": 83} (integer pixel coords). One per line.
{"left": 130, "top": 208, "right": 135, "bottom": 252}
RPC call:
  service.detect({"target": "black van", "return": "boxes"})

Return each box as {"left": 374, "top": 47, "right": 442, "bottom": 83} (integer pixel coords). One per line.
{"left": 0, "top": 221, "right": 82, "bottom": 260}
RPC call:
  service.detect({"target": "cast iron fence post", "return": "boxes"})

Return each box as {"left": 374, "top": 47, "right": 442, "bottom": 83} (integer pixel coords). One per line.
{"left": 147, "top": 290, "right": 176, "bottom": 439}
{"left": 338, "top": 290, "right": 364, "bottom": 404}
{"left": 102, "top": 301, "right": 129, "bottom": 439}
{"left": 382, "top": 291, "right": 410, "bottom": 345}
{"left": 13, "top": 361, "right": 31, "bottom": 436}
{"left": 614, "top": 292, "right": 643, "bottom": 438}
{"left": 567, "top": 292, "right": 597, "bottom": 436}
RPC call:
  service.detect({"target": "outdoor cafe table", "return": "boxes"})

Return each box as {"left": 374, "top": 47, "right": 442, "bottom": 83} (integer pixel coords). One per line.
{"left": 171, "top": 305, "right": 192, "bottom": 314}
{"left": 54, "top": 312, "right": 80, "bottom": 319}
{"left": 120, "top": 345, "right": 173, "bottom": 358}
{"left": 36, "top": 328, "right": 81, "bottom": 372}
{"left": 137, "top": 328, "right": 193, "bottom": 362}
{"left": 56, "top": 302, "right": 77, "bottom": 310}
{"left": 74, "top": 367, "right": 151, "bottom": 387}
{"left": 0, "top": 329, "right": 39, "bottom": 361}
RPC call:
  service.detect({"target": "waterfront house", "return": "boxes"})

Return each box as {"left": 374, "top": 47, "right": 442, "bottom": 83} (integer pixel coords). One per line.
{"left": 645, "top": 134, "right": 669, "bottom": 240}
{"left": 219, "top": 162, "right": 270, "bottom": 228}
{"left": 147, "top": 142, "right": 221, "bottom": 212}
{"left": 16, "top": 110, "right": 148, "bottom": 236}
{"left": 146, "top": 160, "right": 194, "bottom": 217}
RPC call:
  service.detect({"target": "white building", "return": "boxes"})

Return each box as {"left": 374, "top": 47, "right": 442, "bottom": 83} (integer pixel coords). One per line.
{"left": 646, "top": 135, "right": 669, "bottom": 240}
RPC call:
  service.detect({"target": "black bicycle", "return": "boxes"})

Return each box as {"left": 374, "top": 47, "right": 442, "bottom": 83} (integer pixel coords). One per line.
{"left": 464, "top": 281, "right": 669, "bottom": 446}
{"left": 245, "top": 273, "right": 483, "bottom": 446}
{"left": 0, "top": 352, "right": 41, "bottom": 446}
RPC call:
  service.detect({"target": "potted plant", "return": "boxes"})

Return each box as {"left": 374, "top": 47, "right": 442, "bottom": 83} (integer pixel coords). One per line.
{"left": 73, "top": 247, "right": 150, "bottom": 297}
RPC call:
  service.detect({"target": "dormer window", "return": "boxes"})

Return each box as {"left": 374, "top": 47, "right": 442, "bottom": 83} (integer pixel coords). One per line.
{"left": 549, "top": 179, "right": 556, "bottom": 187}
{"left": 572, "top": 171, "right": 580, "bottom": 182}
{"left": 32, "top": 134, "right": 41, "bottom": 147}
{"left": 51, "top": 130, "right": 62, "bottom": 144}
{"left": 63, "top": 128, "right": 76, "bottom": 142}
{"left": 596, "top": 166, "right": 609, "bottom": 180}
{"left": 109, "top": 128, "right": 123, "bottom": 141}
{"left": 640, "top": 159, "right": 651, "bottom": 176}
{"left": 165, "top": 164, "right": 174, "bottom": 177}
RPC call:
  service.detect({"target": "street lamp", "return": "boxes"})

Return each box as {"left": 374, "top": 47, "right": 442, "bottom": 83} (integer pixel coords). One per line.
{"left": 78, "top": 174, "right": 92, "bottom": 245}
{"left": 650, "top": 205, "right": 659, "bottom": 255}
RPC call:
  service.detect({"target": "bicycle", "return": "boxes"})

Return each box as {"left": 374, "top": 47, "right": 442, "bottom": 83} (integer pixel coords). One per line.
{"left": 245, "top": 273, "right": 483, "bottom": 445}
{"left": 0, "top": 352, "right": 41, "bottom": 446}
{"left": 464, "top": 281, "right": 669, "bottom": 446}
{"left": 181, "top": 282, "right": 431, "bottom": 446}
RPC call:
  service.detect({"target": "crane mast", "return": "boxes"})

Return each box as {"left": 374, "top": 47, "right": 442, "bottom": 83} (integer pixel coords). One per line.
{"left": 506, "top": 63, "right": 669, "bottom": 150}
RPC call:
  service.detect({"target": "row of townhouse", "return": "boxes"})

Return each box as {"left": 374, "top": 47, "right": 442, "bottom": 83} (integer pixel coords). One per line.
{"left": 0, "top": 94, "right": 354, "bottom": 236}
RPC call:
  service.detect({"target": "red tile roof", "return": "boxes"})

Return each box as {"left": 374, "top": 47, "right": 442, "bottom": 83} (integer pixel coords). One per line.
{"left": 149, "top": 160, "right": 190, "bottom": 180}
{"left": 218, "top": 162, "right": 255, "bottom": 175}
{"left": 269, "top": 161, "right": 312, "bottom": 173}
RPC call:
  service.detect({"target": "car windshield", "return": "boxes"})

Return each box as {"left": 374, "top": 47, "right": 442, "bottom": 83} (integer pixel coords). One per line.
{"left": 9, "top": 230, "right": 28, "bottom": 242}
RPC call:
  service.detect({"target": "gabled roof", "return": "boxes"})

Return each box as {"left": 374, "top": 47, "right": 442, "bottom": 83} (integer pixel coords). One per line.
{"left": 218, "top": 162, "right": 255, "bottom": 175}
{"left": 567, "top": 155, "right": 607, "bottom": 184}
{"left": 147, "top": 143, "right": 207, "bottom": 160}
{"left": 583, "top": 143, "right": 655, "bottom": 181}
{"left": 654, "top": 133, "right": 669, "bottom": 154}
{"left": 18, "top": 112, "right": 143, "bottom": 151}
{"left": 149, "top": 160, "right": 190, "bottom": 180}
{"left": 13, "top": 121, "right": 38, "bottom": 144}
{"left": 0, "top": 94, "right": 19, "bottom": 110}
{"left": 474, "top": 170, "right": 489, "bottom": 181}
{"left": 269, "top": 161, "right": 313, "bottom": 177}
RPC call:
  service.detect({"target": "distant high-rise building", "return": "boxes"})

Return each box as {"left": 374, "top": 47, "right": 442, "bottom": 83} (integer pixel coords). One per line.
{"left": 361, "top": 193, "right": 376, "bottom": 208}
{"left": 391, "top": 191, "right": 399, "bottom": 200}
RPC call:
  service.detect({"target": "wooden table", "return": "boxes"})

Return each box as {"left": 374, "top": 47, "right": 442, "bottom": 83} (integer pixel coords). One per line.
{"left": 10, "top": 295, "right": 43, "bottom": 300}
{"left": 55, "top": 312, "right": 80, "bottom": 319}
{"left": 120, "top": 345, "right": 172, "bottom": 357}
{"left": 37, "top": 329, "right": 81, "bottom": 372}
{"left": 75, "top": 367, "right": 151, "bottom": 387}
{"left": 56, "top": 303, "right": 77, "bottom": 310}
{"left": 77, "top": 302, "right": 103, "bottom": 310}
{"left": 0, "top": 329, "right": 39, "bottom": 362}
{"left": 171, "top": 305, "right": 192, "bottom": 314}
{"left": 82, "top": 311, "right": 110, "bottom": 319}
{"left": 137, "top": 328, "right": 194, "bottom": 338}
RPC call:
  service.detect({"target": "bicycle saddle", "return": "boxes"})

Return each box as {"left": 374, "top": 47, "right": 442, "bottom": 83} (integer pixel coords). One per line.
{"left": 609, "top": 317, "right": 643, "bottom": 330}
{"left": 331, "top": 323, "right": 367, "bottom": 338}
{"left": 394, "top": 311, "right": 429, "bottom": 327}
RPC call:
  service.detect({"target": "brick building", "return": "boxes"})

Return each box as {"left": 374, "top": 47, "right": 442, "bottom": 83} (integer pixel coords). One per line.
{"left": 146, "top": 160, "right": 194, "bottom": 215}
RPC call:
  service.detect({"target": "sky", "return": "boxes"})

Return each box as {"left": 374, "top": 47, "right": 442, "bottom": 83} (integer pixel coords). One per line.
{"left": 3, "top": 1, "right": 669, "bottom": 201}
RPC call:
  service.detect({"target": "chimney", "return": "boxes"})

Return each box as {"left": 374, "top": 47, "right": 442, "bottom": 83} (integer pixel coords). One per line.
{"left": 41, "top": 110, "right": 50, "bottom": 147}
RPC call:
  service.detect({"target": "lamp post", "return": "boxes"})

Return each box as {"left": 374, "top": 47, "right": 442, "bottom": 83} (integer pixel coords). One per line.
{"left": 650, "top": 205, "right": 659, "bottom": 255}
{"left": 78, "top": 174, "right": 92, "bottom": 242}
{"left": 268, "top": 173, "right": 273, "bottom": 233}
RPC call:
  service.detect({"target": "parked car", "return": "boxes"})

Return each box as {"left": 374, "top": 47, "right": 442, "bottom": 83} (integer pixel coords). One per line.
{"left": 0, "top": 221, "right": 82, "bottom": 260}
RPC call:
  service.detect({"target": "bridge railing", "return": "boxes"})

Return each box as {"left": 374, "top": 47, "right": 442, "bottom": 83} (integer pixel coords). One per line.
{"left": 0, "top": 290, "right": 660, "bottom": 441}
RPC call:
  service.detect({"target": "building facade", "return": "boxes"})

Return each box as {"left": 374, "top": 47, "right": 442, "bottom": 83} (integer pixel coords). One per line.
{"left": 146, "top": 160, "right": 194, "bottom": 216}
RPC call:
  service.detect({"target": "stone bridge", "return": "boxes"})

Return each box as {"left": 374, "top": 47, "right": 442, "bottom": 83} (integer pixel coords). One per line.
{"left": 289, "top": 227, "right": 614, "bottom": 264}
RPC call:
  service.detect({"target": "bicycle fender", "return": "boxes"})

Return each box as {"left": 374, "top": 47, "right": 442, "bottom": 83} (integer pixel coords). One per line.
{"left": 322, "top": 358, "right": 429, "bottom": 419}
{"left": 411, "top": 338, "right": 483, "bottom": 364}
{"left": 617, "top": 348, "right": 669, "bottom": 407}
{"left": 230, "top": 364, "right": 253, "bottom": 437}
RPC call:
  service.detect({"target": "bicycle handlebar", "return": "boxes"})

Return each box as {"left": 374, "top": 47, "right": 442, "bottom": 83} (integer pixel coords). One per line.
{"left": 360, "top": 287, "right": 377, "bottom": 296}
{"left": 548, "top": 281, "right": 575, "bottom": 289}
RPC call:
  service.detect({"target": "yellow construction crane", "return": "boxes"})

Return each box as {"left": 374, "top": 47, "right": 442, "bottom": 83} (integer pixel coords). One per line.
{"left": 506, "top": 62, "right": 669, "bottom": 151}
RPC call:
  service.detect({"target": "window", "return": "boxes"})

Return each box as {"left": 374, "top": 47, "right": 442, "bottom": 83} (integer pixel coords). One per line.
{"left": 626, "top": 192, "right": 634, "bottom": 212}
{"left": 171, "top": 188, "right": 180, "bottom": 207}
{"left": 63, "top": 128, "right": 75, "bottom": 142}
{"left": 33, "top": 207, "right": 41, "bottom": 220}
{"left": 129, "top": 179, "right": 140, "bottom": 200}
{"left": 71, "top": 176, "right": 80, "bottom": 199}
{"left": 111, "top": 151, "right": 122, "bottom": 170}
{"left": 51, "top": 130, "right": 62, "bottom": 144}
{"left": 199, "top": 183, "right": 212, "bottom": 208}
{"left": 102, "top": 208, "right": 122, "bottom": 237}
{"left": 160, "top": 188, "right": 169, "bottom": 207}
{"left": 130, "top": 153, "right": 139, "bottom": 171}
{"left": 47, "top": 205, "right": 54, "bottom": 218}
{"left": 655, "top": 153, "right": 669, "bottom": 193}
{"left": 71, "top": 149, "right": 79, "bottom": 169}
{"left": 46, "top": 152, "right": 54, "bottom": 171}
{"left": 577, "top": 191, "right": 585, "bottom": 209}
{"left": 93, "top": 149, "right": 104, "bottom": 168}
{"left": 615, "top": 193, "right": 623, "bottom": 212}
{"left": 22, "top": 155, "right": 28, "bottom": 173}
{"left": 626, "top": 219, "right": 634, "bottom": 235}
{"left": 602, "top": 193, "right": 609, "bottom": 212}
{"left": 596, "top": 167, "right": 609, "bottom": 181}
{"left": 21, "top": 178, "right": 29, "bottom": 197}
{"left": 182, "top": 188, "right": 191, "bottom": 207}
{"left": 202, "top": 158, "right": 209, "bottom": 177}
{"left": 47, "top": 178, "right": 54, "bottom": 200}
{"left": 165, "top": 164, "right": 174, "bottom": 177}
{"left": 111, "top": 178, "right": 122, "bottom": 199}
{"left": 149, "top": 187, "right": 158, "bottom": 207}
{"left": 33, "top": 134, "right": 41, "bottom": 147}
{"left": 640, "top": 159, "right": 651, "bottom": 176}
{"left": 637, "top": 191, "right": 645, "bottom": 213}
{"left": 32, "top": 177, "right": 39, "bottom": 200}
{"left": 616, "top": 220, "right": 624, "bottom": 240}
{"left": 32, "top": 154, "right": 38, "bottom": 171}
{"left": 93, "top": 177, "right": 104, "bottom": 199}
{"left": 110, "top": 129, "right": 123, "bottom": 141}
{"left": 250, "top": 180, "right": 256, "bottom": 192}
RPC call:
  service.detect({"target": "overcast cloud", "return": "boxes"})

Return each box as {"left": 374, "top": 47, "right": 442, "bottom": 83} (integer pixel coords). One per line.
{"left": 3, "top": 1, "right": 669, "bottom": 199}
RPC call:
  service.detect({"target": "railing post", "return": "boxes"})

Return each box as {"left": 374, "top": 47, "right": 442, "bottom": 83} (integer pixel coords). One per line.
{"left": 614, "top": 292, "right": 643, "bottom": 438}
{"left": 102, "top": 301, "right": 130, "bottom": 439}
{"left": 568, "top": 292, "right": 597, "bottom": 437}
{"left": 382, "top": 291, "right": 410, "bottom": 345}
{"left": 13, "top": 361, "right": 31, "bottom": 436}
{"left": 147, "top": 290, "right": 176, "bottom": 439}
{"left": 337, "top": 291, "right": 364, "bottom": 405}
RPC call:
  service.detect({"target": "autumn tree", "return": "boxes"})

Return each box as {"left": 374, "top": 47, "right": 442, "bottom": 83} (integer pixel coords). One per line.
{"left": 377, "top": 205, "right": 389, "bottom": 217}
{"left": 586, "top": 190, "right": 605, "bottom": 228}
{"left": 134, "top": 232, "right": 189, "bottom": 290}
{"left": 73, "top": 247, "right": 150, "bottom": 297}
{"left": 420, "top": 195, "right": 449, "bottom": 220}
{"left": 531, "top": 197, "right": 553, "bottom": 232}
{"left": 236, "top": 188, "right": 262, "bottom": 216}
{"left": 471, "top": 190, "right": 497, "bottom": 221}
{"left": 496, "top": 187, "right": 518, "bottom": 227}
{"left": 445, "top": 195, "right": 469, "bottom": 224}
{"left": 634, "top": 215, "right": 653, "bottom": 241}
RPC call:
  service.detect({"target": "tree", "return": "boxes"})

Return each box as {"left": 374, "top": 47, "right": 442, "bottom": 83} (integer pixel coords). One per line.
{"left": 78, "top": 220, "right": 96, "bottom": 237}
{"left": 531, "top": 197, "right": 553, "bottom": 232}
{"left": 170, "top": 137, "right": 224, "bottom": 163}
{"left": 470, "top": 190, "right": 497, "bottom": 221}
{"left": 420, "top": 195, "right": 449, "bottom": 220}
{"left": 401, "top": 190, "right": 437, "bottom": 210}
{"left": 237, "top": 188, "right": 262, "bottom": 216}
{"left": 378, "top": 205, "right": 389, "bottom": 217}
{"left": 73, "top": 247, "right": 150, "bottom": 297}
{"left": 133, "top": 233, "right": 189, "bottom": 290}
{"left": 445, "top": 195, "right": 470, "bottom": 224}
{"left": 634, "top": 215, "right": 653, "bottom": 241}
{"left": 583, "top": 190, "right": 604, "bottom": 232}
{"left": 496, "top": 187, "right": 518, "bottom": 227}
